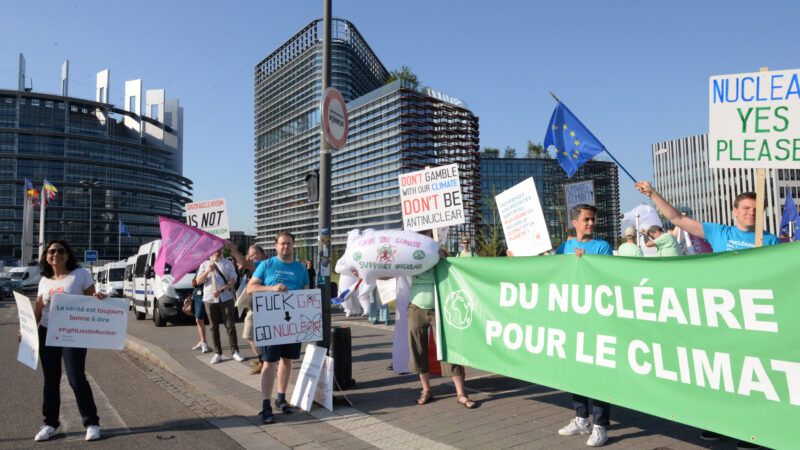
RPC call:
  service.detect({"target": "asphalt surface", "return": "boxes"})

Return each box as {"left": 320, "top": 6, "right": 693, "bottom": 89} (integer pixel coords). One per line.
{"left": 0, "top": 297, "right": 242, "bottom": 450}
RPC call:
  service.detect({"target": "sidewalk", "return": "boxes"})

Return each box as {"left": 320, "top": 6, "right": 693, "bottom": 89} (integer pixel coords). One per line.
{"left": 124, "top": 311, "right": 731, "bottom": 449}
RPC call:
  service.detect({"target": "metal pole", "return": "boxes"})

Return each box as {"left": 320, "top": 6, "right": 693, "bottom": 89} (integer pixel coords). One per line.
{"left": 88, "top": 187, "right": 93, "bottom": 251}
{"left": 318, "top": 0, "right": 333, "bottom": 350}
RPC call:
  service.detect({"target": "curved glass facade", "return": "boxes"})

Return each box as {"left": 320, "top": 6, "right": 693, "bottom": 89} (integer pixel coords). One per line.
{"left": 1, "top": 89, "right": 192, "bottom": 261}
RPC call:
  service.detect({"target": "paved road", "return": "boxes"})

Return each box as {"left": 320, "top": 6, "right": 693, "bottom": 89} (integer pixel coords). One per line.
{"left": 0, "top": 298, "right": 241, "bottom": 450}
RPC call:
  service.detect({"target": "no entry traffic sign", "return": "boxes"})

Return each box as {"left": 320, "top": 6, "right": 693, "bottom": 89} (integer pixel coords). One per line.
{"left": 321, "top": 87, "right": 349, "bottom": 149}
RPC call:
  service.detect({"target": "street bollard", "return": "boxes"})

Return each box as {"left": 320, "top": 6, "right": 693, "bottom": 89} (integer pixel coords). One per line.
{"left": 330, "top": 325, "right": 355, "bottom": 390}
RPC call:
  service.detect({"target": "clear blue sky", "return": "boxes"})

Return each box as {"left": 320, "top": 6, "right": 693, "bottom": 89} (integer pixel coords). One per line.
{"left": 3, "top": 1, "right": 798, "bottom": 234}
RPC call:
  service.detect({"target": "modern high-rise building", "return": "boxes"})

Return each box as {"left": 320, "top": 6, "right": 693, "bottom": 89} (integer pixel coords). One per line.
{"left": 652, "top": 133, "right": 800, "bottom": 234}
{"left": 480, "top": 156, "right": 621, "bottom": 249}
{"left": 2, "top": 55, "right": 191, "bottom": 262}
{"left": 254, "top": 19, "right": 480, "bottom": 257}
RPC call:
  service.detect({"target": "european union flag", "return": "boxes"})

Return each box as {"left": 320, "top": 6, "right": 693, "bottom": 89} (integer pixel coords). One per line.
{"left": 780, "top": 190, "right": 799, "bottom": 241}
{"left": 119, "top": 219, "right": 131, "bottom": 238}
{"left": 544, "top": 102, "right": 606, "bottom": 177}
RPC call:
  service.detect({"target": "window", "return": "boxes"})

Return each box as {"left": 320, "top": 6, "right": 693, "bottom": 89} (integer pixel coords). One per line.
{"left": 164, "top": 111, "right": 173, "bottom": 127}
{"left": 99, "top": 87, "right": 105, "bottom": 102}
{"left": 129, "top": 96, "right": 136, "bottom": 112}
{"left": 150, "top": 104, "right": 158, "bottom": 119}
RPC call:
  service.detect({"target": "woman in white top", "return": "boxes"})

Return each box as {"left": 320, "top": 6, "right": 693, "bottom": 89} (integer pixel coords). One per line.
{"left": 32, "top": 240, "right": 106, "bottom": 442}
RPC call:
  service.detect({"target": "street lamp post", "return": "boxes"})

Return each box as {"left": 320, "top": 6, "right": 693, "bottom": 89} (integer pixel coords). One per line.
{"left": 80, "top": 179, "right": 102, "bottom": 255}
{"left": 59, "top": 220, "right": 74, "bottom": 242}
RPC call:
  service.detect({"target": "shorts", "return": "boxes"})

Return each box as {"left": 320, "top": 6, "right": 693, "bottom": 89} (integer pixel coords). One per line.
{"left": 242, "top": 310, "right": 253, "bottom": 340}
{"left": 260, "top": 343, "right": 302, "bottom": 363}
{"left": 193, "top": 295, "right": 207, "bottom": 320}
{"left": 407, "top": 304, "right": 463, "bottom": 377}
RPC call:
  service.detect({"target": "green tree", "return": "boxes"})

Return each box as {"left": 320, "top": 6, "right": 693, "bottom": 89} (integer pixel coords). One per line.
{"left": 526, "top": 140, "right": 547, "bottom": 158}
{"left": 476, "top": 187, "right": 506, "bottom": 257}
{"left": 386, "top": 65, "right": 420, "bottom": 88}
{"left": 480, "top": 147, "right": 500, "bottom": 158}
{"left": 503, "top": 146, "right": 517, "bottom": 158}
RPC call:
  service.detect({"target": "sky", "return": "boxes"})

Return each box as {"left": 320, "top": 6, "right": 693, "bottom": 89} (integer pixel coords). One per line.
{"left": 2, "top": 0, "right": 798, "bottom": 234}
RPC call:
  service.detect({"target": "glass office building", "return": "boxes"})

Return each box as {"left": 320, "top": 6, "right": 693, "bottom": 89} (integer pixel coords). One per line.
{"left": 2, "top": 58, "right": 191, "bottom": 261}
{"left": 255, "top": 19, "right": 480, "bottom": 256}
{"left": 480, "top": 156, "right": 620, "bottom": 248}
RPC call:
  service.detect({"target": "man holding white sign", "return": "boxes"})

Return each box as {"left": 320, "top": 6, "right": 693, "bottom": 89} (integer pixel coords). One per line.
{"left": 247, "top": 231, "right": 310, "bottom": 424}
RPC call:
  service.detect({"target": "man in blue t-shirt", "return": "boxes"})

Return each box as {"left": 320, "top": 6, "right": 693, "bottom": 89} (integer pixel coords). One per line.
{"left": 636, "top": 181, "right": 774, "bottom": 448}
{"left": 555, "top": 204, "right": 612, "bottom": 447}
{"left": 635, "top": 181, "right": 778, "bottom": 252}
{"left": 247, "top": 231, "right": 309, "bottom": 424}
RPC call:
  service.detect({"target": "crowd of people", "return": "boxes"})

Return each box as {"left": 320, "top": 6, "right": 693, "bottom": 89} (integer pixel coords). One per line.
{"left": 23, "top": 179, "right": 782, "bottom": 447}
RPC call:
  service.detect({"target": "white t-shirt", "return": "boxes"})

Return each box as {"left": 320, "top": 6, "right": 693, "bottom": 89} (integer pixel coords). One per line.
{"left": 37, "top": 268, "right": 94, "bottom": 328}
{"left": 198, "top": 258, "right": 237, "bottom": 303}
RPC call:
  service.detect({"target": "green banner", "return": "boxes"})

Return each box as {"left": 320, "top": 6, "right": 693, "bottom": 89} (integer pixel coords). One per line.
{"left": 435, "top": 243, "right": 800, "bottom": 449}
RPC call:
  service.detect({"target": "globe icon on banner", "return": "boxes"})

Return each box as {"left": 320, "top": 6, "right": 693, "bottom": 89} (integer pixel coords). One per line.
{"left": 443, "top": 290, "right": 474, "bottom": 330}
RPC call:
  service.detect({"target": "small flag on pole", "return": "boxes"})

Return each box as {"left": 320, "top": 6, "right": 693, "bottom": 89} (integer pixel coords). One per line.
{"left": 544, "top": 101, "right": 606, "bottom": 178}
{"left": 24, "top": 178, "right": 40, "bottom": 205}
{"left": 119, "top": 219, "right": 131, "bottom": 238}
{"left": 780, "top": 190, "right": 799, "bottom": 241}
{"left": 42, "top": 179, "right": 58, "bottom": 205}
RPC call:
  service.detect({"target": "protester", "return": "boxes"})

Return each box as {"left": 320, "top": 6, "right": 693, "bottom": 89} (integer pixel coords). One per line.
{"left": 402, "top": 230, "right": 477, "bottom": 410}
{"left": 247, "top": 231, "right": 309, "bottom": 424}
{"left": 190, "top": 274, "right": 211, "bottom": 354}
{"left": 305, "top": 260, "right": 316, "bottom": 289}
{"left": 196, "top": 249, "right": 243, "bottom": 364}
{"left": 227, "top": 242, "right": 267, "bottom": 374}
{"left": 552, "top": 204, "right": 612, "bottom": 447}
{"left": 617, "top": 226, "right": 643, "bottom": 257}
{"left": 31, "top": 240, "right": 106, "bottom": 442}
{"left": 636, "top": 181, "right": 776, "bottom": 448}
{"left": 457, "top": 237, "right": 476, "bottom": 257}
{"left": 641, "top": 225, "right": 681, "bottom": 257}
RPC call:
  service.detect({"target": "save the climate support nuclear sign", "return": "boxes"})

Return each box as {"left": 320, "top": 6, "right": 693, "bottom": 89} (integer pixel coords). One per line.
{"left": 709, "top": 68, "right": 800, "bottom": 169}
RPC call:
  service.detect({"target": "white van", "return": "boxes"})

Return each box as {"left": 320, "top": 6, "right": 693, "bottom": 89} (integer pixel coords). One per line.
{"left": 92, "top": 265, "right": 104, "bottom": 292}
{"left": 132, "top": 239, "right": 196, "bottom": 327}
{"left": 8, "top": 266, "right": 40, "bottom": 291}
{"left": 123, "top": 255, "right": 137, "bottom": 309}
{"left": 103, "top": 261, "right": 126, "bottom": 298}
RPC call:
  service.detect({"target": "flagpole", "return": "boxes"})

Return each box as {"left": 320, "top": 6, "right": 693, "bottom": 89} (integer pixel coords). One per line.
{"left": 118, "top": 221, "right": 121, "bottom": 260}
{"left": 38, "top": 183, "right": 46, "bottom": 260}
{"left": 548, "top": 92, "right": 637, "bottom": 184}
{"left": 21, "top": 197, "right": 28, "bottom": 264}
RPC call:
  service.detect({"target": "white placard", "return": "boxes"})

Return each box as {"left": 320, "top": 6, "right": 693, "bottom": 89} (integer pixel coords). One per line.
{"left": 376, "top": 278, "right": 397, "bottom": 305}
{"left": 708, "top": 68, "right": 800, "bottom": 169}
{"left": 45, "top": 294, "right": 128, "bottom": 350}
{"left": 290, "top": 344, "right": 326, "bottom": 412}
{"left": 495, "top": 177, "right": 552, "bottom": 256}
{"left": 185, "top": 197, "right": 230, "bottom": 239}
{"left": 14, "top": 291, "right": 39, "bottom": 370}
{"left": 314, "top": 355, "right": 334, "bottom": 411}
{"left": 252, "top": 289, "right": 322, "bottom": 347}
{"left": 398, "top": 164, "right": 465, "bottom": 231}
{"left": 564, "top": 180, "right": 595, "bottom": 229}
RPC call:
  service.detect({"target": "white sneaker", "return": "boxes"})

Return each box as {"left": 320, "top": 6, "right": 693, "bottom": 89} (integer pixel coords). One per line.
{"left": 85, "top": 425, "right": 101, "bottom": 441}
{"left": 191, "top": 341, "right": 204, "bottom": 351}
{"left": 232, "top": 352, "right": 245, "bottom": 362}
{"left": 34, "top": 425, "right": 56, "bottom": 442}
{"left": 210, "top": 353, "right": 223, "bottom": 364}
{"left": 586, "top": 425, "right": 608, "bottom": 447}
{"left": 558, "top": 417, "right": 591, "bottom": 436}
{"left": 201, "top": 343, "right": 211, "bottom": 353}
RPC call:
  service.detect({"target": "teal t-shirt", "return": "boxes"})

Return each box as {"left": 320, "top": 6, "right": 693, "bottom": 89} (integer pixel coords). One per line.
{"left": 702, "top": 222, "right": 779, "bottom": 253}
{"left": 252, "top": 256, "right": 309, "bottom": 290}
{"left": 409, "top": 269, "right": 436, "bottom": 310}
{"left": 556, "top": 238, "right": 613, "bottom": 256}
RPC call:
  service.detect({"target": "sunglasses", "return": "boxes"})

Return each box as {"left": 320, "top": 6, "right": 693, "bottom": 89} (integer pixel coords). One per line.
{"left": 47, "top": 248, "right": 67, "bottom": 255}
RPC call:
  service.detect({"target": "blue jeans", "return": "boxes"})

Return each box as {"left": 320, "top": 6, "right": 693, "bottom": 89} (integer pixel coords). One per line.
{"left": 573, "top": 394, "right": 609, "bottom": 426}
{"left": 39, "top": 326, "right": 99, "bottom": 428}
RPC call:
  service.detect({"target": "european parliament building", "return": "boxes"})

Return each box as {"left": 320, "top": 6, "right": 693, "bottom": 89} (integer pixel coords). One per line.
{"left": 255, "top": 19, "right": 480, "bottom": 257}
{"left": 1, "top": 55, "right": 192, "bottom": 261}
{"left": 480, "top": 156, "right": 621, "bottom": 249}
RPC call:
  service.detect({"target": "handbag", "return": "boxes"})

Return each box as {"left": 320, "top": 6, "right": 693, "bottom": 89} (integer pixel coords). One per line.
{"left": 182, "top": 293, "right": 194, "bottom": 316}
{"left": 235, "top": 275, "right": 253, "bottom": 310}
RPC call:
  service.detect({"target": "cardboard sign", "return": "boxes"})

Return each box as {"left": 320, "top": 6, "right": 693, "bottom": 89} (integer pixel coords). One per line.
{"left": 376, "top": 278, "right": 397, "bottom": 305}
{"left": 185, "top": 198, "right": 230, "bottom": 239}
{"left": 495, "top": 177, "right": 552, "bottom": 256}
{"left": 708, "top": 68, "right": 800, "bottom": 169}
{"left": 314, "top": 355, "right": 334, "bottom": 411}
{"left": 564, "top": 180, "right": 595, "bottom": 229}
{"left": 252, "top": 289, "right": 322, "bottom": 346}
{"left": 14, "top": 292, "right": 39, "bottom": 370}
{"left": 290, "top": 344, "right": 326, "bottom": 412}
{"left": 399, "top": 164, "right": 465, "bottom": 231}
{"left": 45, "top": 294, "right": 128, "bottom": 350}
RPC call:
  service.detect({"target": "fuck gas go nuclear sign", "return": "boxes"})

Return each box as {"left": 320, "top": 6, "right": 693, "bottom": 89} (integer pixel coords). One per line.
{"left": 709, "top": 68, "right": 800, "bottom": 169}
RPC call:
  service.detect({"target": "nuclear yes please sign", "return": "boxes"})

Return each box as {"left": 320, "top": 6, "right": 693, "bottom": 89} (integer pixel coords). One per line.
{"left": 709, "top": 68, "right": 800, "bottom": 168}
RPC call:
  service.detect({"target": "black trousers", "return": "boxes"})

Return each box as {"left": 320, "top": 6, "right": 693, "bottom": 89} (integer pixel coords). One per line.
{"left": 573, "top": 394, "right": 610, "bottom": 426}
{"left": 38, "top": 326, "right": 99, "bottom": 428}
{"left": 205, "top": 300, "right": 239, "bottom": 355}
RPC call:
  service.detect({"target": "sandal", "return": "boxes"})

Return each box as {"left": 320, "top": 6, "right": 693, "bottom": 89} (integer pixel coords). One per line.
{"left": 417, "top": 390, "right": 434, "bottom": 405}
{"left": 457, "top": 396, "right": 477, "bottom": 409}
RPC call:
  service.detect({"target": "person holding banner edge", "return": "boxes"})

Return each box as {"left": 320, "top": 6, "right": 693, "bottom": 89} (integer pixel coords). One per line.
{"left": 226, "top": 241, "right": 267, "bottom": 374}
{"left": 31, "top": 239, "right": 107, "bottom": 442}
{"left": 247, "top": 231, "right": 309, "bottom": 424}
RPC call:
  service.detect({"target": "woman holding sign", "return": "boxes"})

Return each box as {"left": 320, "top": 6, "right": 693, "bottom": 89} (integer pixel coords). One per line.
{"left": 32, "top": 240, "right": 106, "bottom": 442}
{"left": 247, "top": 231, "right": 309, "bottom": 424}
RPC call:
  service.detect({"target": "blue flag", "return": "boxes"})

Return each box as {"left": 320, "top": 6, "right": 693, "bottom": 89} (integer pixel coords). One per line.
{"left": 544, "top": 102, "right": 606, "bottom": 177}
{"left": 118, "top": 219, "right": 131, "bottom": 238}
{"left": 780, "top": 190, "right": 799, "bottom": 241}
